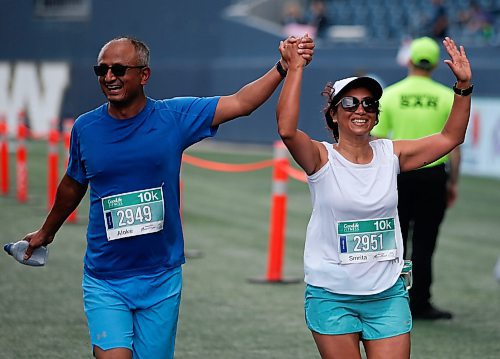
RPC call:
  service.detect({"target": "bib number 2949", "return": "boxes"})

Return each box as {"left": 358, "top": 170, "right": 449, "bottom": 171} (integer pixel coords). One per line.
{"left": 102, "top": 187, "right": 165, "bottom": 241}
{"left": 116, "top": 206, "right": 152, "bottom": 226}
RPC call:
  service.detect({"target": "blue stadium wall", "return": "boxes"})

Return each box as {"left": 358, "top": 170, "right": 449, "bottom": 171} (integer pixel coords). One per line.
{"left": 2, "top": 0, "right": 500, "bottom": 144}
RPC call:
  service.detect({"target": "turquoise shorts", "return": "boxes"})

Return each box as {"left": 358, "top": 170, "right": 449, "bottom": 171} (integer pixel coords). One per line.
{"left": 305, "top": 277, "right": 411, "bottom": 340}
{"left": 82, "top": 266, "right": 182, "bottom": 359}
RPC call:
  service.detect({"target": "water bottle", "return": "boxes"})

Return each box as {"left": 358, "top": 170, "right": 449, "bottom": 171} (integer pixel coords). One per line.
{"left": 401, "top": 260, "right": 413, "bottom": 290}
{"left": 3, "top": 240, "right": 48, "bottom": 266}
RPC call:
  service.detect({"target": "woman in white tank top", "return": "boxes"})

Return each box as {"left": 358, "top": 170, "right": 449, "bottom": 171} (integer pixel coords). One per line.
{"left": 276, "top": 36, "right": 472, "bottom": 359}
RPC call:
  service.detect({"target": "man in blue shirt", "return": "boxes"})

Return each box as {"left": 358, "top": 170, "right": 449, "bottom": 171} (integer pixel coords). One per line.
{"left": 21, "top": 35, "right": 314, "bottom": 359}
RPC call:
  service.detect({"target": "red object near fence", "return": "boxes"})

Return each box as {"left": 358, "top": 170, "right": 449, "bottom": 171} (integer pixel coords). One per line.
{"left": 265, "top": 141, "right": 289, "bottom": 281}
{"left": 247, "top": 141, "right": 300, "bottom": 284}
{"left": 16, "top": 111, "right": 28, "bottom": 202}
{"left": 0, "top": 116, "right": 8, "bottom": 195}
{"left": 47, "top": 121, "right": 59, "bottom": 209}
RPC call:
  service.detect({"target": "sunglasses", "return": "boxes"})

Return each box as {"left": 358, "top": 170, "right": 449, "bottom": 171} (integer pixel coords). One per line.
{"left": 335, "top": 96, "right": 379, "bottom": 113}
{"left": 93, "top": 64, "right": 146, "bottom": 77}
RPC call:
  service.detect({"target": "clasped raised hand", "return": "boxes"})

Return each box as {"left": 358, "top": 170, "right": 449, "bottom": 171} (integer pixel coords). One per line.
{"left": 280, "top": 34, "right": 315, "bottom": 70}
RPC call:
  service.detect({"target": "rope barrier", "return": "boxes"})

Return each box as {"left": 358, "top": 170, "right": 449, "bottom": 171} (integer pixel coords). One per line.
{"left": 182, "top": 142, "right": 307, "bottom": 283}
{"left": 182, "top": 153, "right": 274, "bottom": 172}
{"left": 285, "top": 165, "right": 307, "bottom": 183}
{"left": 182, "top": 141, "right": 302, "bottom": 284}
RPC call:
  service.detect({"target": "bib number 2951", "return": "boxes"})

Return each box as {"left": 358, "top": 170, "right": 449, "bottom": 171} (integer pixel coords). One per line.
{"left": 353, "top": 233, "right": 383, "bottom": 252}
{"left": 338, "top": 218, "right": 397, "bottom": 264}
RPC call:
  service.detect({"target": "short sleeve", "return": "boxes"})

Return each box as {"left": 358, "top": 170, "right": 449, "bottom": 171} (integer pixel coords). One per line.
{"left": 66, "top": 121, "right": 88, "bottom": 186}
{"left": 159, "top": 96, "right": 220, "bottom": 149}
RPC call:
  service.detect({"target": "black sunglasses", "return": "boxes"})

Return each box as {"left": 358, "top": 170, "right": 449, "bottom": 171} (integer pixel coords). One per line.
{"left": 335, "top": 96, "right": 379, "bottom": 113}
{"left": 93, "top": 64, "right": 146, "bottom": 77}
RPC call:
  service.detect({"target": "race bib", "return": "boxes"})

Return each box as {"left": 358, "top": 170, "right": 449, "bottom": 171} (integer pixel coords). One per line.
{"left": 338, "top": 217, "right": 397, "bottom": 264}
{"left": 102, "top": 187, "right": 164, "bottom": 241}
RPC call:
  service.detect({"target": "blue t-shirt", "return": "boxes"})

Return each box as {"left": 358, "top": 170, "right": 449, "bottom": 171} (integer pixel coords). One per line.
{"left": 67, "top": 96, "right": 219, "bottom": 279}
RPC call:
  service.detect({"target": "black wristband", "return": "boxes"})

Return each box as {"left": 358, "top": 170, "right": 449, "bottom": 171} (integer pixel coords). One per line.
{"left": 276, "top": 61, "right": 287, "bottom": 78}
{"left": 453, "top": 82, "right": 473, "bottom": 96}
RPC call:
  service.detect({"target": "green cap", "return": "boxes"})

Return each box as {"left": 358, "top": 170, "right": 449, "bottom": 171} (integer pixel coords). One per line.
{"left": 410, "top": 37, "right": 440, "bottom": 69}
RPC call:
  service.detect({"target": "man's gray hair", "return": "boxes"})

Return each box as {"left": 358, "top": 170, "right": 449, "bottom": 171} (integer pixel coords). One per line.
{"left": 98, "top": 36, "right": 150, "bottom": 66}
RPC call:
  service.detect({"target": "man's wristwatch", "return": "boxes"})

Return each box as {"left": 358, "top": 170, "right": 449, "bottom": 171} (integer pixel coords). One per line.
{"left": 276, "top": 61, "right": 287, "bottom": 78}
{"left": 453, "top": 82, "right": 474, "bottom": 96}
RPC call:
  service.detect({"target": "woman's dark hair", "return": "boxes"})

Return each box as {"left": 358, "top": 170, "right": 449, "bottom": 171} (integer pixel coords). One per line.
{"left": 321, "top": 82, "right": 339, "bottom": 142}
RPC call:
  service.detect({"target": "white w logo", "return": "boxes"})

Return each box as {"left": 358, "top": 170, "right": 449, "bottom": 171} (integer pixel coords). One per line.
{"left": 0, "top": 62, "right": 70, "bottom": 137}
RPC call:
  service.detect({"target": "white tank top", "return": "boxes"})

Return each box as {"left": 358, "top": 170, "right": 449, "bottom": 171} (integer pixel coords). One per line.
{"left": 304, "top": 139, "right": 404, "bottom": 295}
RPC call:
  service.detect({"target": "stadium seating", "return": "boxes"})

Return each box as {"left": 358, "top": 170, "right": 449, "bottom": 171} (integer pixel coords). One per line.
{"left": 320, "top": 0, "right": 500, "bottom": 45}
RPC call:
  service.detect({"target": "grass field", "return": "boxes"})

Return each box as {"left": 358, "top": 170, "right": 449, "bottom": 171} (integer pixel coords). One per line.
{"left": 1, "top": 140, "right": 499, "bottom": 358}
